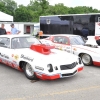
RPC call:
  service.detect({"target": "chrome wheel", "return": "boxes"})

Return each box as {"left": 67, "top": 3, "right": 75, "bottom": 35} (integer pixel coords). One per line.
{"left": 81, "top": 54, "right": 92, "bottom": 65}
{"left": 26, "top": 63, "right": 34, "bottom": 77}
{"left": 23, "top": 63, "right": 38, "bottom": 80}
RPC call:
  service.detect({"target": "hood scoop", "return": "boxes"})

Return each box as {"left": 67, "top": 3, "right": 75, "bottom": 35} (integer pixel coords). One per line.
{"left": 30, "top": 44, "right": 55, "bottom": 55}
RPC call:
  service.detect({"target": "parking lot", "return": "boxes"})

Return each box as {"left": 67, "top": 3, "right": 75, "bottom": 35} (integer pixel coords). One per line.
{"left": 0, "top": 63, "right": 100, "bottom": 100}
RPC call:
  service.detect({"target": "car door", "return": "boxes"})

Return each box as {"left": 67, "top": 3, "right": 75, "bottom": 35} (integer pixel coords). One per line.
{"left": 0, "top": 37, "right": 20, "bottom": 69}
{"left": 52, "top": 36, "right": 72, "bottom": 53}
{"left": 10, "top": 37, "right": 22, "bottom": 69}
{"left": 61, "top": 36, "right": 72, "bottom": 53}
{"left": 0, "top": 37, "right": 12, "bottom": 65}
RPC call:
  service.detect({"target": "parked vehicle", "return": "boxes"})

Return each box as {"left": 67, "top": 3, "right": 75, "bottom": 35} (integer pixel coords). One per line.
{"left": 40, "top": 34, "right": 100, "bottom": 66}
{"left": 0, "top": 35, "right": 83, "bottom": 80}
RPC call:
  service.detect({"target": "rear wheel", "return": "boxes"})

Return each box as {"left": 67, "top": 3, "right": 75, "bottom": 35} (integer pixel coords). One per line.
{"left": 23, "top": 63, "right": 38, "bottom": 80}
{"left": 81, "top": 54, "right": 92, "bottom": 66}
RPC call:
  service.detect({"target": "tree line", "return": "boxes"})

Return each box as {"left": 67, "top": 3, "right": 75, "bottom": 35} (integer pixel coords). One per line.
{"left": 0, "top": 0, "right": 100, "bottom": 22}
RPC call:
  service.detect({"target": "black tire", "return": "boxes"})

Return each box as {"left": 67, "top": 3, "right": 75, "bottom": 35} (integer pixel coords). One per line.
{"left": 23, "top": 63, "right": 38, "bottom": 80}
{"left": 81, "top": 54, "right": 92, "bottom": 66}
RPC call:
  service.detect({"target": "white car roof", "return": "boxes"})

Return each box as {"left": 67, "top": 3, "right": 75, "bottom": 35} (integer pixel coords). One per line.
{"left": 41, "top": 34, "right": 79, "bottom": 37}
{"left": 0, "top": 34, "right": 33, "bottom": 39}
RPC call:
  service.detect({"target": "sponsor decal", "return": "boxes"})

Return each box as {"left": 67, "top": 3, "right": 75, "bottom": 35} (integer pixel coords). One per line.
{"left": 66, "top": 47, "right": 70, "bottom": 49}
{"left": 20, "top": 54, "right": 34, "bottom": 62}
{"left": 14, "top": 55, "right": 19, "bottom": 60}
{"left": 59, "top": 47, "right": 62, "bottom": 50}
{"left": 0, "top": 58, "right": 20, "bottom": 70}
{"left": 73, "top": 48, "right": 77, "bottom": 51}
{"left": 0, "top": 53, "right": 9, "bottom": 59}
{"left": 35, "top": 66, "right": 44, "bottom": 71}
{"left": 12, "top": 54, "right": 19, "bottom": 60}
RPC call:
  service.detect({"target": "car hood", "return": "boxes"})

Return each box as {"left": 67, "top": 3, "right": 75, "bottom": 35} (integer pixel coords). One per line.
{"left": 16, "top": 48, "right": 79, "bottom": 65}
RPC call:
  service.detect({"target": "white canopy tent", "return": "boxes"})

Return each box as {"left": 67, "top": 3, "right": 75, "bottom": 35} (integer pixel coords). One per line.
{"left": 0, "top": 11, "right": 13, "bottom": 22}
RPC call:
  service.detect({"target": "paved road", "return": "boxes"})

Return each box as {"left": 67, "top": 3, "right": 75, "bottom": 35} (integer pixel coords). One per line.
{"left": 0, "top": 63, "right": 100, "bottom": 100}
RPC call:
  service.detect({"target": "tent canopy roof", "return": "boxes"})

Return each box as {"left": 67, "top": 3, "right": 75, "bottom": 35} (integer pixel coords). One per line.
{"left": 0, "top": 11, "right": 13, "bottom": 21}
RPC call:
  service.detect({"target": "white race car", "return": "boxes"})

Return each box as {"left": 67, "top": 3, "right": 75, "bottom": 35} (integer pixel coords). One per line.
{"left": 40, "top": 34, "right": 100, "bottom": 67}
{"left": 0, "top": 35, "right": 83, "bottom": 80}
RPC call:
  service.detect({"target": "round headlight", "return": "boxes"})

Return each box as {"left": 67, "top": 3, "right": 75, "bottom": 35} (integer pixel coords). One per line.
{"left": 47, "top": 64, "right": 51, "bottom": 70}
{"left": 47, "top": 64, "right": 53, "bottom": 72}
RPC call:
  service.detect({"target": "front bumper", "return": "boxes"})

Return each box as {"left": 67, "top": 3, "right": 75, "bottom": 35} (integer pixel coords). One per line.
{"left": 35, "top": 67, "right": 83, "bottom": 80}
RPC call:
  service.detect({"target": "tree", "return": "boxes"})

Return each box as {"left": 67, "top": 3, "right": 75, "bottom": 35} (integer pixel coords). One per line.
{"left": 28, "top": 0, "right": 49, "bottom": 16}
{"left": 0, "top": 0, "right": 17, "bottom": 16}
{"left": 14, "top": 5, "right": 34, "bottom": 22}
{"left": 68, "top": 6, "right": 100, "bottom": 14}
{"left": 0, "top": 2, "right": 7, "bottom": 13}
{"left": 0, "top": 0, "right": 98, "bottom": 22}
{"left": 52, "top": 3, "right": 69, "bottom": 15}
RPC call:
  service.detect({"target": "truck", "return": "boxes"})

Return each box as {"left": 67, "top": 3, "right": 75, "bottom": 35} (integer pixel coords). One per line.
{"left": 40, "top": 13, "right": 100, "bottom": 38}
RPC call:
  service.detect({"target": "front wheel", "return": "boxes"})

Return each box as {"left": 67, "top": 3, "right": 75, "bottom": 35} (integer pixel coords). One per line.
{"left": 24, "top": 63, "right": 38, "bottom": 80}
{"left": 81, "top": 54, "right": 92, "bottom": 66}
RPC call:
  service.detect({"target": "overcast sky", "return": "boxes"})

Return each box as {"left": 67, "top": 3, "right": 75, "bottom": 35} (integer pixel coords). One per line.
{"left": 14, "top": 0, "right": 100, "bottom": 10}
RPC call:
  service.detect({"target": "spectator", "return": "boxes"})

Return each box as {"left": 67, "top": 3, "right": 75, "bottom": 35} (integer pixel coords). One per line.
{"left": 10, "top": 23, "right": 21, "bottom": 35}
{"left": 81, "top": 28, "right": 89, "bottom": 39}
{"left": 0, "top": 23, "right": 7, "bottom": 35}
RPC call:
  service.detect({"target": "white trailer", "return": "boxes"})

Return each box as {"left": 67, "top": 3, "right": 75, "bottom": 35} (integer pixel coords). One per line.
{"left": 0, "top": 22, "right": 39, "bottom": 35}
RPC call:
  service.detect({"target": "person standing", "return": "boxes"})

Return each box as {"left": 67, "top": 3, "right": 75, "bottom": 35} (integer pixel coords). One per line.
{"left": 0, "top": 23, "right": 7, "bottom": 35}
{"left": 10, "top": 23, "right": 21, "bottom": 35}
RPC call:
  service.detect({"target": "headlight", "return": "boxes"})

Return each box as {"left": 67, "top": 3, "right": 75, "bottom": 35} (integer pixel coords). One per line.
{"left": 47, "top": 64, "right": 53, "bottom": 72}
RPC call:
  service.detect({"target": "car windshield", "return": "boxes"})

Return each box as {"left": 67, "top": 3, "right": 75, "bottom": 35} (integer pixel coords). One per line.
{"left": 69, "top": 36, "right": 85, "bottom": 45}
{"left": 11, "top": 36, "right": 41, "bottom": 49}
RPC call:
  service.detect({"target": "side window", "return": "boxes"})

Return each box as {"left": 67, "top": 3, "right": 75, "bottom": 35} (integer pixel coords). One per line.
{"left": 61, "top": 37, "right": 69, "bottom": 44}
{"left": 53, "top": 36, "right": 60, "bottom": 43}
{"left": 53, "top": 36, "right": 69, "bottom": 44}
{"left": 11, "top": 38, "right": 21, "bottom": 49}
{"left": 0, "top": 38, "right": 10, "bottom": 48}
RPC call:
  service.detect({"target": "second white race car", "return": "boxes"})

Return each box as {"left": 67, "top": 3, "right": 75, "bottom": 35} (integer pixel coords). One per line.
{"left": 40, "top": 34, "right": 100, "bottom": 67}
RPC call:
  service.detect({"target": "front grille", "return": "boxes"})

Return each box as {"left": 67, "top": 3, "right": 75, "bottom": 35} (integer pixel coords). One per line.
{"left": 60, "top": 62, "right": 78, "bottom": 70}
{"left": 62, "top": 70, "right": 77, "bottom": 77}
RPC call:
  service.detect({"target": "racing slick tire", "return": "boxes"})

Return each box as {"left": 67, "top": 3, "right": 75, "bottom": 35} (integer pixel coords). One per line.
{"left": 23, "top": 63, "right": 38, "bottom": 80}
{"left": 81, "top": 53, "right": 93, "bottom": 66}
